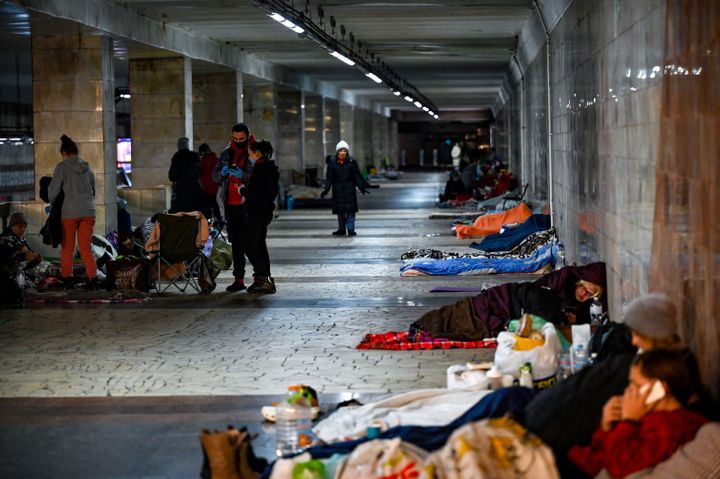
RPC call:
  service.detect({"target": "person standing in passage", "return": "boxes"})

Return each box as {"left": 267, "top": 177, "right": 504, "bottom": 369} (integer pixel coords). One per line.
{"left": 168, "top": 137, "right": 202, "bottom": 214}
{"left": 198, "top": 143, "right": 222, "bottom": 226}
{"left": 213, "top": 123, "right": 253, "bottom": 292}
{"left": 320, "top": 140, "right": 370, "bottom": 236}
{"left": 241, "top": 140, "right": 279, "bottom": 294}
{"left": 49, "top": 135, "right": 98, "bottom": 290}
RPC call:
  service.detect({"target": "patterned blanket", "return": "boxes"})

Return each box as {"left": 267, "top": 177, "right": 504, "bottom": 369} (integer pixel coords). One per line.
{"left": 357, "top": 331, "right": 498, "bottom": 350}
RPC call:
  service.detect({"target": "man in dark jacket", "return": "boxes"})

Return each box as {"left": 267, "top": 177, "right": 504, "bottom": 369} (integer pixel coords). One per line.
{"left": 168, "top": 137, "right": 202, "bottom": 214}
{"left": 212, "top": 123, "right": 254, "bottom": 292}
{"left": 240, "top": 140, "right": 279, "bottom": 294}
{"left": 321, "top": 140, "right": 370, "bottom": 236}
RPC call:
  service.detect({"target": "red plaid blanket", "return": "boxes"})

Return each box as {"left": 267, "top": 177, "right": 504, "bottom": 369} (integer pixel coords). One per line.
{"left": 357, "top": 331, "right": 497, "bottom": 350}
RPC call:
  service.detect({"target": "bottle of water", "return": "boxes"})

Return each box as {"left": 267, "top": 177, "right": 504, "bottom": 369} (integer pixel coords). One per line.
{"left": 15, "top": 265, "right": 25, "bottom": 307}
{"left": 590, "top": 298, "right": 603, "bottom": 326}
{"left": 275, "top": 385, "right": 313, "bottom": 457}
{"left": 572, "top": 344, "right": 588, "bottom": 373}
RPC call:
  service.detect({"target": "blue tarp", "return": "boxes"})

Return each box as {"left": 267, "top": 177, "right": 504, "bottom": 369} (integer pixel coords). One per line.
{"left": 470, "top": 214, "right": 551, "bottom": 252}
{"left": 400, "top": 242, "right": 558, "bottom": 276}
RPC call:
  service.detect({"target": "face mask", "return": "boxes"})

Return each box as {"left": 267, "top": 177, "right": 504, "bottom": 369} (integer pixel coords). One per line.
{"left": 233, "top": 139, "right": 247, "bottom": 147}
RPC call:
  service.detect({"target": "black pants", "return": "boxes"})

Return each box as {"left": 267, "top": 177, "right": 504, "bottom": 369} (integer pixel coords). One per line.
{"left": 202, "top": 193, "right": 223, "bottom": 224}
{"left": 245, "top": 213, "right": 273, "bottom": 277}
{"left": 225, "top": 204, "right": 247, "bottom": 279}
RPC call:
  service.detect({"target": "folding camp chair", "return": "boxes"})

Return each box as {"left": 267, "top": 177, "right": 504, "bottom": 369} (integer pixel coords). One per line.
{"left": 152, "top": 214, "right": 205, "bottom": 293}
{"left": 499, "top": 183, "right": 529, "bottom": 210}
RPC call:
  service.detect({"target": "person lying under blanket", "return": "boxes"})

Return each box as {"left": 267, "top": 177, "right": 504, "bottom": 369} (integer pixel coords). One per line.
{"left": 410, "top": 262, "right": 606, "bottom": 341}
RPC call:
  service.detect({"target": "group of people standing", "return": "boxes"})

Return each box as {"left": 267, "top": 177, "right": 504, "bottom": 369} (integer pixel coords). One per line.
{"left": 169, "top": 123, "right": 280, "bottom": 294}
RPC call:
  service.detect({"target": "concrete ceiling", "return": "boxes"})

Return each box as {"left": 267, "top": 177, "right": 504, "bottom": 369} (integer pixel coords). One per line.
{"left": 1, "top": 0, "right": 536, "bottom": 117}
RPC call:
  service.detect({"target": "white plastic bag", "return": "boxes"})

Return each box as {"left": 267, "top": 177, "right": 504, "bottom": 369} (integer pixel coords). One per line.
{"left": 494, "top": 323, "right": 561, "bottom": 380}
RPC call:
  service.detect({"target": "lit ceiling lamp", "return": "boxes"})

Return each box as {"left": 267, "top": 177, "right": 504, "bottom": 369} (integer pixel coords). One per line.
{"left": 251, "top": 0, "right": 438, "bottom": 116}
{"left": 365, "top": 72, "right": 382, "bottom": 84}
{"left": 269, "top": 12, "right": 305, "bottom": 34}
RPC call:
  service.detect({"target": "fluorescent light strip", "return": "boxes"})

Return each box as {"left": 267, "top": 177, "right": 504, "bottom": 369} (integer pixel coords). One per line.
{"left": 392, "top": 90, "right": 401, "bottom": 96}
{"left": 404, "top": 96, "right": 414, "bottom": 102}
{"left": 422, "top": 106, "right": 429, "bottom": 111}
{"left": 414, "top": 101, "right": 422, "bottom": 108}
{"left": 269, "top": 12, "right": 305, "bottom": 34}
{"left": 365, "top": 72, "right": 382, "bottom": 84}
{"left": 330, "top": 50, "right": 355, "bottom": 66}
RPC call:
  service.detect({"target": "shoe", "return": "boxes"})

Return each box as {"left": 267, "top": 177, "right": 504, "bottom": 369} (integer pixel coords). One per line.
{"left": 247, "top": 276, "right": 276, "bottom": 295}
{"left": 83, "top": 277, "right": 99, "bottom": 290}
{"left": 347, "top": 230, "right": 357, "bottom": 236}
{"left": 332, "top": 230, "right": 346, "bottom": 236}
{"left": 61, "top": 277, "right": 74, "bottom": 290}
{"left": 226, "top": 279, "right": 246, "bottom": 292}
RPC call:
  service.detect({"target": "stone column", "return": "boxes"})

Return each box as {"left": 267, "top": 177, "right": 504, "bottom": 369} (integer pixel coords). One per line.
{"left": 32, "top": 34, "right": 117, "bottom": 239}
{"left": 193, "top": 70, "right": 242, "bottom": 152}
{"left": 130, "top": 56, "right": 192, "bottom": 189}
{"left": 372, "top": 113, "right": 390, "bottom": 167}
{"left": 339, "top": 102, "right": 354, "bottom": 157}
{"left": 352, "top": 108, "right": 371, "bottom": 169}
{"left": 243, "top": 82, "right": 277, "bottom": 146}
{"left": 303, "top": 94, "right": 323, "bottom": 170}
{"left": 275, "top": 87, "right": 302, "bottom": 184}
{"left": 323, "top": 98, "right": 340, "bottom": 158}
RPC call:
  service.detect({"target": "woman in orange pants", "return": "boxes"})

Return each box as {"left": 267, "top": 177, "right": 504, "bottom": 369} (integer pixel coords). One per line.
{"left": 48, "top": 135, "right": 98, "bottom": 289}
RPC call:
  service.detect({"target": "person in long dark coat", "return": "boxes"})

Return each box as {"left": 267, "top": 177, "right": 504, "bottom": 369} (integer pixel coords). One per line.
{"left": 321, "top": 140, "right": 370, "bottom": 236}
{"left": 168, "top": 137, "right": 202, "bottom": 214}
{"left": 410, "top": 262, "right": 608, "bottom": 341}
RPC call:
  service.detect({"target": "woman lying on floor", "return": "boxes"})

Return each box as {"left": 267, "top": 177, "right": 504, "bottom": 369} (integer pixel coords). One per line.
{"left": 410, "top": 261, "right": 606, "bottom": 341}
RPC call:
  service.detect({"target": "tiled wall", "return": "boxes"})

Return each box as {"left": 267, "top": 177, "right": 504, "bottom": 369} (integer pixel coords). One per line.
{"left": 303, "top": 94, "right": 324, "bottom": 170}
{"left": 503, "top": 0, "right": 666, "bottom": 319}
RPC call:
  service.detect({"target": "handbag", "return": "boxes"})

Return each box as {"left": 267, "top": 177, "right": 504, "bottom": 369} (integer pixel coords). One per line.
{"left": 106, "top": 258, "right": 150, "bottom": 292}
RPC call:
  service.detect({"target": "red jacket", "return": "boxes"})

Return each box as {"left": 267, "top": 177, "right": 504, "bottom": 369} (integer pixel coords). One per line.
{"left": 567, "top": 409, "right": 708, "bottom": 478}
{"left": 200, "top": 152, "right": 219, "bottom": 196}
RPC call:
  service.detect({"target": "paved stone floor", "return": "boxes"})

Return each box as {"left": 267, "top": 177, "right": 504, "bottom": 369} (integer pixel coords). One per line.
{"left": 0, "top": 171, "right": 538, "bottom": 477}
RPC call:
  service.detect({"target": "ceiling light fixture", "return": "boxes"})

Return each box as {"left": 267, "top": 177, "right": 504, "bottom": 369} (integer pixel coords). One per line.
{"left": 252, "top": 0, "right": 438, "bottom": 116}
{"left": 365, "top": 72, "right": 383, "bottom": 84}
{"left": 269, "top": 12, "right": 305, "bottom": 34}
{"left": 330, "top": 50, "right": 355, "bottom": 66}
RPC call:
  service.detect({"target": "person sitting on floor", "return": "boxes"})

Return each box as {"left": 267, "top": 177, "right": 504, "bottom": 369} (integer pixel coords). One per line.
{"left": 438, "top": 170, "right": 467, "bottom": 203}
{"left": 410, "top": 262, "right": 606, "bottom": 341}
{"left": 0, "top": 212, "right": 42, "bottom": 306}
{"left": 567, "top": 348, "right": 709, "bottom": 479}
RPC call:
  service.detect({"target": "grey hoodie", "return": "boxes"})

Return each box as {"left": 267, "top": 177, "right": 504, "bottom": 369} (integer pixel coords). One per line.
{"left": 48, "top": 156, "right": 96, "bottom": 219}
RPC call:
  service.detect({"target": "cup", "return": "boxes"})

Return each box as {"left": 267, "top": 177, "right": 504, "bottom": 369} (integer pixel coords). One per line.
{"left": 486, "top": 366, "right": 503, "bottom": 390}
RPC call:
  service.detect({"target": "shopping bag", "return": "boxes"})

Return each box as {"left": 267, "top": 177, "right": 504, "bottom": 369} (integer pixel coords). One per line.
{"left": 105, "top": 258, "right": 150, "bottom": 292}
{"left": 494, "top": 323, "right": 561, "bottom": 381}
{"left": 210, "top": 237, "right": 233, "bottom": 271}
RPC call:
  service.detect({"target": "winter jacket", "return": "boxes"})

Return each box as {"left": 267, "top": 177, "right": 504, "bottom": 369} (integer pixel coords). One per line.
{"left": 48, "top": 156, "right": 96, "bottom": 219}
{"left": 168, "top": 148, "right": 202, "bottom": 212}
{"left": 199, "top": 152, "right": 220, "bottom": 196}
{"left": 568, "top": 409, "right": 708, "bottom": 479}
{"left": 323, "top": 156, "right": 369, "bottom": 214}
{"left": 240, "top": 157, "right": 279, "bottom": 218}
{"left": 213, "top": 138, "right": 255, "bottom": 204}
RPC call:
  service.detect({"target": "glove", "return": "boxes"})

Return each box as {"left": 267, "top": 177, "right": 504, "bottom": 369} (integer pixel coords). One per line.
{"left": 320, "top": 191, "right": 328, "bottom": 199}
{"left": 221, "top": 165, "right": 230, "bottom": 177}
{"left": 361, "top": 189, "right": 370, "bottom": 196}
{"left": 228, "top": 168, "right": 243, "bottom": 179}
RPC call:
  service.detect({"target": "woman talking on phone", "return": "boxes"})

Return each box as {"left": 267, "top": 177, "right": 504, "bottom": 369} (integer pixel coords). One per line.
{"left": 567, "top": 348, "right": 708, "bottom": 479}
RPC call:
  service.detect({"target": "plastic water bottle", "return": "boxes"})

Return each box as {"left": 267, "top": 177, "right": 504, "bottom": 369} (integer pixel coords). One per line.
{"left": 275, "top": 385, "right": 313, "bottom": 457}
{"left": 590, "top": 298, "right": 603, "bottom": 326}
{"left": 572, "top": 344, "right": 588, "bottom": 373}
{"left": 15, "top": 266, "right": 25, "bottom": 307}
{"left": 286, "top": 195, "right": 294, "bottom": 211}
{"left": 519, "top": 363, "right": 534, "bottom": 388}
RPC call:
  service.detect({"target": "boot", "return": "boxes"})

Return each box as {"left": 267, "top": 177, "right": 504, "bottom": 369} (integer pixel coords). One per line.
{"left": 247, "top": 276, "right": 276, "bottom": 295}
{"left": 332, "top": 229, "right": 346, "bottom": 236}
{"left": 226, "top": 278, "right": 246, "bottom": 292}
{"left": 83, "top": 277, "right": 99, "bottom": 291}
{"left": 347, "top": 230, "right": 357, "bottom": 236}
{"left": 61, "top": 277, "right": 74, "bottom": 290}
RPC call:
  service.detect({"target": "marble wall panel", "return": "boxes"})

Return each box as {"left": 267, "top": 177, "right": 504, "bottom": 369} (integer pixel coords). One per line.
{"left": 303, "top": 94, "right": 324, "bottom": 170}
{"left": 275, "top": 89, "right": 302, "bottom": 179}
{"left": 323, "top": 98, "right": 340, "bottom": 159}
{"left": 243, "top": 84, "right": 277, "bottom": 144}
{"left": 193, "top": 71, "right": 240, "bottom": 150}
{"left": 544, "top": 0, "right": 666, "bottom": 318}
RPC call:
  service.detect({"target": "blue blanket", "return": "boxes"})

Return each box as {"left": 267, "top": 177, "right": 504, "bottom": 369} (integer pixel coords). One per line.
{"left": 471, "top": 214, "right": 551, "bottom": 252}
{"left": 401, "top": 242, "right": 558, "bottom": 276}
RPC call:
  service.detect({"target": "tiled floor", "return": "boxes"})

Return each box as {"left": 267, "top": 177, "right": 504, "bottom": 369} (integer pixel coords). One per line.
{"left": 0, "top": 171, "right": 538, "bottom": 477}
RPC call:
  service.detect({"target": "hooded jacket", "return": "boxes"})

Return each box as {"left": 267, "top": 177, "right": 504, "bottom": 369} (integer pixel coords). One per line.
{"left": 48, "top": 156, "right": 96, "bottom": 219}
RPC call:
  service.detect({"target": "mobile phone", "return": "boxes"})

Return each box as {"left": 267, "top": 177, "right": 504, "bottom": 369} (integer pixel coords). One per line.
{"left": 640, "top": 381, "right": 666, "bottom": 405}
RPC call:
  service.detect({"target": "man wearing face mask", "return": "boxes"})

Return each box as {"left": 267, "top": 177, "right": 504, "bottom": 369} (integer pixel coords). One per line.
{"left": 213, "top": 122, "right": 254, "bottom": 292}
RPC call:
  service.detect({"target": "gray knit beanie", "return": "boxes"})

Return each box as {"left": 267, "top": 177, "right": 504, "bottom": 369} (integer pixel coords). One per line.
{"left": 177, "top": 137, "right": 190, "bottom": 150}
{"left": 623, "top": 293, "right": 678, "bottom": 338}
